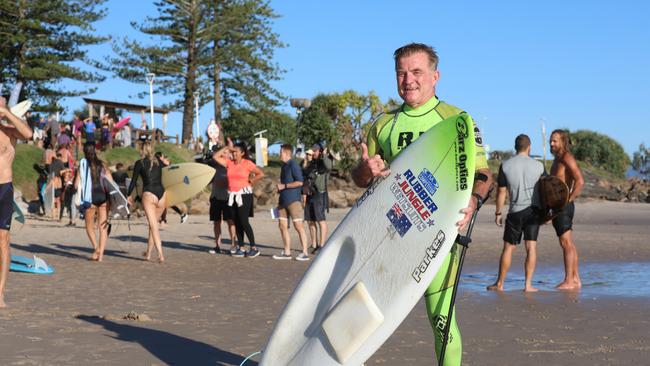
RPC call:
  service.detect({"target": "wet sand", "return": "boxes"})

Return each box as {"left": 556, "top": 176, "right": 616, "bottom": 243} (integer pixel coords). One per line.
{"left": 1, "top": 201, "right": 649, "bottom": 365}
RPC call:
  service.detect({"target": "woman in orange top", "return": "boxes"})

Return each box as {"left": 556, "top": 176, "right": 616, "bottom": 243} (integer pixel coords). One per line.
{"left": 214, "top": 139, "right": 264, "bottom": 258}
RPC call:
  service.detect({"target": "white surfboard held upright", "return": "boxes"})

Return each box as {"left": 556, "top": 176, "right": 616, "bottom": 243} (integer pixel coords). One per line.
{"left": 261, "top": 114, "right": 477, "bottom": 365}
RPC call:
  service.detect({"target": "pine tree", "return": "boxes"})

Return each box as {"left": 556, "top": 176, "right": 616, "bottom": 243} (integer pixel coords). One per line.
{"left": 103, "top": 0, "right": 211, "bottom": 141}
{"left": 0, "top": 0, "right": 108, "bottom": 112}
{"left": 105, "top": 0, "right": 286, "bottom": 142}
{"left": 207, "top": 0, "right": 285, "bottom": 123}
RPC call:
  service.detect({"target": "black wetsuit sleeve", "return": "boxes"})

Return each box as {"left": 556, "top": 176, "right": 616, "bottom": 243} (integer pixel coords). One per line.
{"left": 497, "top": 164, "right": 507, "bottom": 188}
{"left": 127, "top": 160, "right": 142, "bottom": 196}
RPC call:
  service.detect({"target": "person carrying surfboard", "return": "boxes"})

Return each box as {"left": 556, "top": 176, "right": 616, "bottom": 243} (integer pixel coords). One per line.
{"left": 127, "top": 140, "right": 167, "bottom": 263}
{"left": 549, "top": 129, "right": 584, "bottom": 290}
{"left": 351, "top": 43, "right": 493, "bottom": 365}
{"left": 0, "top": 96, "right": 34, "bottom": 307}
{"left": 76, "top": 142, "right": 114, "bottom": 262}
{"left": 487, "top": 134, "right": 544, "bottom": 292}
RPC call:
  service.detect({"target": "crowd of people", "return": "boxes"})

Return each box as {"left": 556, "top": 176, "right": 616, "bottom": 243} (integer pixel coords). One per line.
{"left": 26, "top": 113, "right": 139, "bottom": 153}
{"left": 23, "top": 106, "right": 336, "bottom": 266}
{"left": 206, "top": 139, "right": 334, "bottom": 260}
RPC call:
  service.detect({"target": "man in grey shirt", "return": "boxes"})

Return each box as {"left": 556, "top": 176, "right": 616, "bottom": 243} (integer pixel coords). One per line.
{"left": 487, "top": 134, "right": 544, "bottom": 292}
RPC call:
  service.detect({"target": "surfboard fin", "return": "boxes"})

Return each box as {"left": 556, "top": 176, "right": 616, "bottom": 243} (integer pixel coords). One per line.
{"left": 33, "top": 255, "right": 49, "bottom": 272}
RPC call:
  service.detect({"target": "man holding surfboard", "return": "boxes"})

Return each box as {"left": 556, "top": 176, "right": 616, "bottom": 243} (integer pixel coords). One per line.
{"left": 0, "top": 96, "right": 34, "bottom": 307}
{"left": 549, "top": 129, "right": 584, "bottom": 290}
{"left": 352, "top": 43, "right": 492, "bottom": 365}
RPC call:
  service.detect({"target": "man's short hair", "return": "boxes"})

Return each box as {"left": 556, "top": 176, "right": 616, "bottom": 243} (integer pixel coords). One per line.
{"left": 514, "top": 134, "right": 531, "bottom": 153}
{"left": 280, "top": 143, "right": 293, "bottom": 153}
{"left": 394, "top": 43, "right": 439, "bottom": 71}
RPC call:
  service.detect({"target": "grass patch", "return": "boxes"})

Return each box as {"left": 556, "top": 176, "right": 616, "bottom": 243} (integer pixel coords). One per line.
{"left": 100, "top": 142, "right": 195, "bottom": 166}
{"left": 13, "top": 144, "right": 43, "bottom": 200}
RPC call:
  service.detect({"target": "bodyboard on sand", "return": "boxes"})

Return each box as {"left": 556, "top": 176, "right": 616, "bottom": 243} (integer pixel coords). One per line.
{"left": 162, "top": 163, "right": 215, "bottom": 207}
{"left": 10, "top": 255, "right": 55, "bottom": 274}
{"left": 260, "top": 113, "right": 477, "bottom": 365}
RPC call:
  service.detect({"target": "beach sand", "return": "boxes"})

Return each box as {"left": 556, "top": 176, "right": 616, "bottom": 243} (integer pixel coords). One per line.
{"left": 1, "top": 201, "right": 649, "bottom": 365}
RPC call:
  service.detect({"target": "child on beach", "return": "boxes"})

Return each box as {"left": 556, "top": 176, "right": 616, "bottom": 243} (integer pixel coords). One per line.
{"left": 60, "top": 169, "right": 76, "bottom": 226}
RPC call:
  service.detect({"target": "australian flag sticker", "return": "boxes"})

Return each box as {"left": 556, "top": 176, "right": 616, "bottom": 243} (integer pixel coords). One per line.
{"left": 387, "top": 203, "right": 412, "bottom": 237}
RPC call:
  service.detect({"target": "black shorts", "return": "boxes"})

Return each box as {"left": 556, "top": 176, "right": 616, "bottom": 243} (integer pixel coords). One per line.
{"left": 304, "top": 192, "right": 326, "bottom": 222}
{"left": 503, "top": 207, "right": 540, "bottom": 244}
{"left": 552, "top": 201, "right": 575, "bottom": 236}
{"left": 210, "top": 197, "right": 232, "bottom": 221}
{"left": 0, "top": 182, "right": 14, "bottom": 231}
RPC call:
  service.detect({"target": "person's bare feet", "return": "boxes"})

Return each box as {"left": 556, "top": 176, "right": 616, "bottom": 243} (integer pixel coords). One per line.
{"left": 90, "top": 251, "right": 99, "bottom": 261}
{"left": 487, "top": 283, "right": 504, "bottom": 291}
{"left": 524, "top": 286, "right": 539, "bottom": 292}
{"left": 556, "top": 281, "right": 579, "bottom": 290}
{"left": 157, "top": 256, "right": 165, "bottom": 264}
{"left": 0, "top": 295, "right": 6, "bottom": 308}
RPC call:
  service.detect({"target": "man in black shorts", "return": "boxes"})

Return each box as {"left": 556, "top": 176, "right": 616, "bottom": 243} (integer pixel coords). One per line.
{"left": 487, "top": 134, "right": 544, "bottom": 292}
{"left": 549, "top": 129, "right": 584, "bottom": 290}
{"left": 303, "top": 143, "right": 332, "bottom": 253}
{"left": 0, "top": 96, "right": 34, "bottom": 307}
{"left": 207, "top": 145, "right": 236, "bottom": 254}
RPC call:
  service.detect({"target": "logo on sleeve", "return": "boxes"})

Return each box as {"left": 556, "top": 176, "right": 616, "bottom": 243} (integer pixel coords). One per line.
{"left": 474, "top": 125, "right": 483, "bottom": 147}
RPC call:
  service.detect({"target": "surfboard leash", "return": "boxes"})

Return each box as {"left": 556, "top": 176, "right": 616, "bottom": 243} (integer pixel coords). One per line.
{"left": 438, "top": 208, "right": 479, "bottom": 365}
{"left": 439, "top": 185, "right": 494, "bottom": 365}
{"left": 239, "top": 350, "right": 262, "bottom": 366}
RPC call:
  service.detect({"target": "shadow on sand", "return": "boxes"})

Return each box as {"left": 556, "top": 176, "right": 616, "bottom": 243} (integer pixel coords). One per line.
{"left": 10, "top": 242, "right": 142, "bottom": 261}
{"left": 76, "top": 315, "right": 257, "bottom": 366}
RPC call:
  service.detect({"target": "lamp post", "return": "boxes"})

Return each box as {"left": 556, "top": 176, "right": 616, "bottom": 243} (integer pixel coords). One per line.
{"left": 193, "top": 91, "right": 200, "bottom": 142}
{"left": 146, "top": 72, "right": 156, "bottom": 131}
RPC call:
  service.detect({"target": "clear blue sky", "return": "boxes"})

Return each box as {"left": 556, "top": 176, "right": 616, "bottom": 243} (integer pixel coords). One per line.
{"left": 61, "top": 0, "right": 649, "bottom": 157}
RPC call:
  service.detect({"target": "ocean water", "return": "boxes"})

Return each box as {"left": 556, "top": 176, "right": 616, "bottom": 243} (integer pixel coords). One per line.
{"left": 461, "top": 262, "right": 650, "bottom": 298}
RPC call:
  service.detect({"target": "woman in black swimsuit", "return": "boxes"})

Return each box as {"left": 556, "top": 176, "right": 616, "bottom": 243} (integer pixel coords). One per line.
{"left": 127, "top": 141, "right": 166, "bottom": 262}
{"left": 75, "top": 142, "right": 112, "bottom": 261}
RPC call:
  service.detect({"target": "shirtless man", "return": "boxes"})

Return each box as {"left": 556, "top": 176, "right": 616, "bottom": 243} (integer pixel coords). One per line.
{"left": 550, "top": 129, "right": 584, "bottom": 290}
{"left": 0, "top": 96, "right": 34, "bottom": 307}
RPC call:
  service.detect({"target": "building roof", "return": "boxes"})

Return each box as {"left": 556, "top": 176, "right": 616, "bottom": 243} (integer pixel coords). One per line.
{"left": 82, "top": 97, "right": 170, "bottom": 114}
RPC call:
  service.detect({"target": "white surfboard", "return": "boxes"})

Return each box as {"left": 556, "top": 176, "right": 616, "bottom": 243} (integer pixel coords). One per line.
{"left": 260, "top": 114, "right": 477, "bottom": 365}
{"left": 9, "top": 99, "right": 32, "bottom": 119}
{"left": 2, "top": 99, "right": 32, "bottom": 127}
{"left": 103, "top": 177, "right": 130, "bottom": 219}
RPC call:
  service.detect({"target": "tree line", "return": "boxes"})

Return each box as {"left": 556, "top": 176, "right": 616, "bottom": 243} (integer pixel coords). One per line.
{"left": 1, "top": 1, "right": 640, "bottom": 180}
{"left": 0, "top": 0, "right": 285, "bottom": 143}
